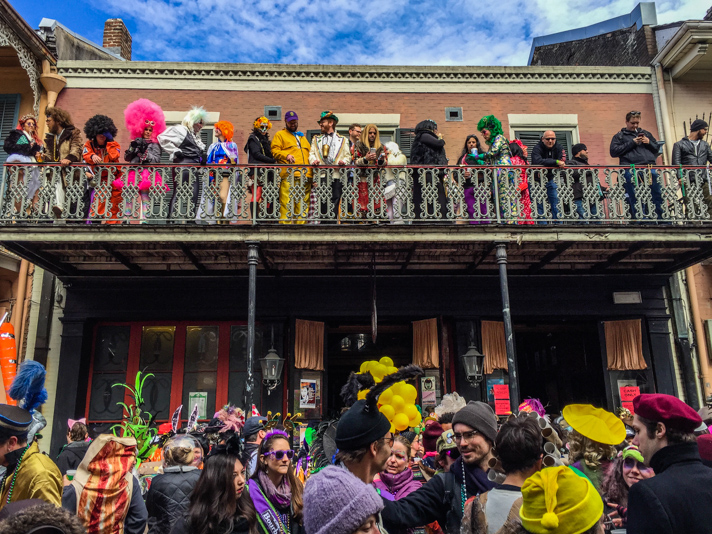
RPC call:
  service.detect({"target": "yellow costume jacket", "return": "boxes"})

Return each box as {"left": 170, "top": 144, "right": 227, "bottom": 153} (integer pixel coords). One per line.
{"left": 0, "top": 441, "right": 63, "bottom": 507}
{"left": 271, "top": 129, "right": 312, "bottom": 179}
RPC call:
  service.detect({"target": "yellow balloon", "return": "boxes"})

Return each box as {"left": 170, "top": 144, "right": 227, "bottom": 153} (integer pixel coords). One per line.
{"left": 379, "top": 356, "right": 394, "bottom": 368}
{"left": 390, "top": 422, "right": 396, "bottom": 434}
{"left": 373, "top": 363, "right": 387, "bottom": 379}
{"left": 374, "top": 375, "right": 382, "bottom": 383}
{"left": 379, "top": 387, "right": 393, "bottom": 405}
{"left": 391, "top": 395, "right": 405, "bottom": 412}
{"left": 404, "top": 403, "right": 419, "bottom": 420}
{"left": 393, "top": 413, "right": 410, "bottom": 431}
{"left": 409, "top": 413, "right": 422, "bottom": 428}
{"left": 388, "top": 366, "right": 399, "bottom": 374}
{"left": 357, "top": 390, "right": 367, "bottom": 400}
{"left": 392, "top": 382, "right": 406, "bottom": 397}
{"left": 402, "top": 384, "right": 418, "bottom": 404}
{"left": 365, "top": 361, "right": 377, "bottom": 372}
{"left": 359, "top": 361, "right": 369, "bottom": 373}
{"left": 379, "top": 404, "right": 395, "bottom": 421}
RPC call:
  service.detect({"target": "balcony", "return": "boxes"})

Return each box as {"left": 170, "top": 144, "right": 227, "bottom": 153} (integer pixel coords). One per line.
{"left": 1, "top": 162, "right": 711, "bottom": 277}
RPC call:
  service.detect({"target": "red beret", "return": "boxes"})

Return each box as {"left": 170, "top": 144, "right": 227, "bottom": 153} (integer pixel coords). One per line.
{"left": 422, "top": 421, "right": 444, "bottom": 453}
{"left": 698, "top": 434, "right": 712, "bottom": 462}
{"left": 633, "top": 393, "right": 701, "bottom": 432}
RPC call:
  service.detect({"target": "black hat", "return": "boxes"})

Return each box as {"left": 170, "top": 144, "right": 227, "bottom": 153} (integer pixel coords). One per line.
{"left": 243, "top": 416, "right": 267, "bottom": 436}
{"left": 0, "top": 405, "right": 33, "bottom": 436}
{"left": 691, "top": 119, "right": 709, "bottom": 132}
{"left": 571, "top": 143, "right": 587, "bottom": 156}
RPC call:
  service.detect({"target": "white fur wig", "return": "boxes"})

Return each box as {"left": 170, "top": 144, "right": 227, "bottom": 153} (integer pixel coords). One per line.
{"left": 182, "top": 106, "right": 209, "bottom": 130}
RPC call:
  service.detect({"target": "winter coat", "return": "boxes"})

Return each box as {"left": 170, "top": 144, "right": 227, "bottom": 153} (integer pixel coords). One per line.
{"left": 124, "top": 138, "right": 162, "bottom": 164}
{"left": 381, "top": 457, "right": 495, "bottom": 534}
{"left": 55, "top": 440, "right": 91, "bottom": 476}
{"left": 3, "top": 129, "right": 42, "bottom": 158}
{"left": 410, "top": 130, "right": 447, "bottom": 166}
{"left": 44, "top": 125, "right": 83, "bottom": 163}
{"left": 170, "top": 515, "right": 252, "bottom": 534}
{"left": 565, "top": 156, "right": 605, "bottom": 201}
{"left": 531, "top": 140, "right": 566, "bottom": 181}
{"left": 146, "top": 466, "right": 201, "bottom": 534}
{"left": 270, "top": 129, "right": 312, "bottom": 179}
{"left": 627, "top": 442, "right": 712, "bottom": 534}
{"left": 0, "top": 442, "right": 63, "bottom": 507}
{"left": 158, "top": 125, "right": 206, "bottom": 163}
{"left": 245, "top": 131, "right": 276, "bottom": 164}
{"left": 671, "top": 137, "right": 712, "bottom": 166}
{"left": 248, "top": 477, "right": 305, "bottom": 534}
{"left": 609, "top": 127, "right": 660, "bottom": 165}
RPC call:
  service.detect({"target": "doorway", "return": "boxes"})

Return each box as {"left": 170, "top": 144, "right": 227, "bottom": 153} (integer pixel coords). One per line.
{"left": 515, "top": 321, "right": 606, "bottom": 414}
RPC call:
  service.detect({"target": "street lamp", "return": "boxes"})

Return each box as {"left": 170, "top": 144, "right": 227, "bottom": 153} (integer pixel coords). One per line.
{"left": 260, "top": 327, "right": 284, "bottom": 395}
{"left": 461, "top": 344, "right": 486, "bottom": 387}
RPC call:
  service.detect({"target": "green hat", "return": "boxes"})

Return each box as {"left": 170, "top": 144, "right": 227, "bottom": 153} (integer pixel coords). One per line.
{"left": 318, "top": 111, "right": 339, "bottom": 125}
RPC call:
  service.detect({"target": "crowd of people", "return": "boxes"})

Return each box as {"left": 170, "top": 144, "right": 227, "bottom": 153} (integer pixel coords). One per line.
{"left": 1, "top": 360, "right": 712, "bottom": 534}
{"left": 4, "top": 104, "right": 712, "bottom": 223}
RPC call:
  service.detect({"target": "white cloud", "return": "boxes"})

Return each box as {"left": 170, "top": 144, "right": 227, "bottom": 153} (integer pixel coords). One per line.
{"left": 98, "top": 0, "right": 704, "bottom": 65}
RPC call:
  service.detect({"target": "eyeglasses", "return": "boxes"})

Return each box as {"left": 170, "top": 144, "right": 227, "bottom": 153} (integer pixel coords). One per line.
{"left": 264, "top": 449, "right": 294, "bottom": 460}
{"left": 629, "top": 111, "right": 641, "bottom": 116}
{"left": 389, "top": 451, "right": 407, "bottom": 460}
{"left": 144, "top": 120, "right": 155, "bottom": 126}
{"left": 453, "top": 430, "right": 480, "bottom": 443}
{"left": 379, "top": 436, "right": 395, "bottom": 447}
{"left": 623, "top": 457, "right": 652, "bottom": 472}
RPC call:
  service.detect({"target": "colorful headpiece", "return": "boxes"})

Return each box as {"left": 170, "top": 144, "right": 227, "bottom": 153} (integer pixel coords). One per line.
{"left": 512, "top": 139, "right": 526, "bottom": 150}
{"left": 253, "top": 116, "right": 272, "bottom": 131}
{"left": 68, "top": 417, "right": 86, "bottom": 428}
{"left": 214, "top": 120, "right": 235, "bottom": 142}
{"left": 619, "top": 444, "right": 644, "bottom": 463}
{"left": 519, "top": 398, "right": 546, "bottom": 417}
{"left": 477, "top": 115, "right": 504, "bottom": 139}
{"left": 213, "top": 404, "right": 246, "bottom": 434}
{"left": 182, "top": 106, "right": 208, "bottom": 130}
{"left": 124, "top": 98, "right": 166, "bottom": 142}
{"left": 263, "top": 411, "right": 302, "bottom": 433}
{"left": 16, "top": 115, "right": 42, "bottom": 146}
{"left": 317, "top": 111, "right": 339, "bottom": 125}
{"left": 264, "top": 428, "right": 289, "bottom": 441}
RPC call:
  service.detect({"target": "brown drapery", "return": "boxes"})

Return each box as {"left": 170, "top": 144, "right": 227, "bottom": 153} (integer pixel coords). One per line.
{"left": 604, "top": 319, "right": 647, "bottom": 370}
{"left": 295, "top": 319, "right": 325, "bottom": 370}
{"left": 482, "top": 320, "right": 508, "bottom": 374}
{"left": 413, "top": 318, "right": 439, "bottom": 368}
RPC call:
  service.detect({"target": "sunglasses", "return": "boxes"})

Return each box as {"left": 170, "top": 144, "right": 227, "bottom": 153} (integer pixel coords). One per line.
{"left": 543, "top": 137, "right": 556, "bottom": 141}
{"left": 623, "top": 457, "right": 652, "bottom": 472}
{"left": 264, "top": 449, "right": 294, "bottom": 461}
{"left": 629, "top": 111, "right": 641, "bottom": 115}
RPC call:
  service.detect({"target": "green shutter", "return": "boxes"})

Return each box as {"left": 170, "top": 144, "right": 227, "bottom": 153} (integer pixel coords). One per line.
{"left": 513, "top": 130, "right": 573, "bottom": 164}
{"left": 395, "top": 128, "right": 415, "bottom": 161}
{"left": 0, "top": 95, "right": 21, "bottom": 166}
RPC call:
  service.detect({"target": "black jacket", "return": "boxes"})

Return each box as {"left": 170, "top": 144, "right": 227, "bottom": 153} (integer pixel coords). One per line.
{"left": 146, "top": 466, "right": 201, "bottom": 534}
{"left": 245, "top": 131, "right": 276, "bottom": 164}
{"left": 671, "top": 137, "right": 712, "bottom": 166}
{"left": 610, "top": 127, "right": 660, "bottom": 165}
{"left": 55, "top": 441, "right": 91, "bottom": 476}
{"left": 3, "top": 129, "right": 42, "bottom": 158}
{"left": 531, "top": 140, "right": 566, "bottom": 180}
{"left": 410, "top": 130, "right": 447, "bottom": 166}
{"left": 565, "top": 155, "right": 604, "bottom": 201}
{"left": 171, "top": 515, "right": 252, "bottom": 534}
{"left": 627, "top": 442, "right": 712, "bottom": 534}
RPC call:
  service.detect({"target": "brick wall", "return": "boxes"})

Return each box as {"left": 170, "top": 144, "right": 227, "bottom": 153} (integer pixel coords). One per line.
{"left": 54, "top": 88, "right": 658, "bottom": 166}
{"left": 103, "top": 19, "right": 132, "bottom": 60}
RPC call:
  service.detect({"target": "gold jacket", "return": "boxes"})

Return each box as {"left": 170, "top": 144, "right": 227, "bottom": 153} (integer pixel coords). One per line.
{"left": 0, "top": 442, "right": 63, "bottom": 508}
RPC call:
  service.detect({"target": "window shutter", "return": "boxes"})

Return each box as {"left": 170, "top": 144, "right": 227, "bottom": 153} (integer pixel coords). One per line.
{"left": 395, "top": 128, "right": 415, "bottom": 161}
{"left": 512, "top": 130, "right": 573, "bottom": 163}
{"left": 0, "top": 95, "right": 21, "bottom": 166}
{"left": 306, "top": 130, "right": 321, "bottom": 146}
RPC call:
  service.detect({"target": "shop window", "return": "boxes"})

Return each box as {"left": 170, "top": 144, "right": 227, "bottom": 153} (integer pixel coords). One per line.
{"left": 88, "top": 326, "right": 130, "bottom": 422}
{"left": 139, "top": 326, "right": 175, "bottom": 420}
{"left": 183, "top": 326, "right": 219, "bottom": 418}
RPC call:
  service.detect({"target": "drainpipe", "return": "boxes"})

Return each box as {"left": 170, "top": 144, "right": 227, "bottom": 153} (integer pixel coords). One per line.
{"left": 685, "top": 266, "right": 712, "bottom": 400}
{"left": 652, "top": 63, "right": 675, "bottom": 164}
{"left": 10, "top": 260, "right": 29, "bottom": 357}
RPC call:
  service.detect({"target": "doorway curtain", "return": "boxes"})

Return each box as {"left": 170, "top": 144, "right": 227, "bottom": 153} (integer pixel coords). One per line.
{"left": 481, "top": 320, "right": 508, "bottom": 374}
{"left": 604, "top": 319, "right": 647, "bottom": 370}
{"left": 295, "top": 319, "right": 324, "bottom": 370}
{"left": 413, "top": 318, "right": 439, "bottom": 368}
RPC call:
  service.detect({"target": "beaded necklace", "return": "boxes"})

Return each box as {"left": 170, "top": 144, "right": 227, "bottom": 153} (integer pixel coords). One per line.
{"left": 460, "top": 460, "right": 467, "bottom": 515}
{"left": 3, "top": 445, "right": 30, "bottom": 504}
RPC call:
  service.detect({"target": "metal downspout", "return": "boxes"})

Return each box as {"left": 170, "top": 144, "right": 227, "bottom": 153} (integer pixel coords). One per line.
{"left": 652, "top": 63, "right": 675, "bottom": 164}
{"left": 685, "top": 267, "right": 712, "bottom": 401}
{"left": 496, "top": 243, "right": 519, "bottom": 410}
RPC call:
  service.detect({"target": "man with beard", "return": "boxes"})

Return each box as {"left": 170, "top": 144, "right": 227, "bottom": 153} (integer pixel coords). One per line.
{"left": 44, "top": 107, "right": 83, "bottom": 218}
{"left": 271, "top": 111, "right": 312, "bottom": 222}
{"left": 381, "top": 401, "right": 498, "bottom": 534}
{"left": 309, "top": 111, "right": 351, "bottom": 222}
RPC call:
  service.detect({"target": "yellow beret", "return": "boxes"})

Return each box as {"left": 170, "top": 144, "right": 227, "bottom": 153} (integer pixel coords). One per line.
{"left": 562, "top": 404, "right": 626, "bottom": 445}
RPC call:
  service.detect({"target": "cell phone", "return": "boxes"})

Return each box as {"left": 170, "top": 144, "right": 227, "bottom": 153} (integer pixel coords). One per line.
{"left": 370, "top": 148, "right": 376, "bottom": 154}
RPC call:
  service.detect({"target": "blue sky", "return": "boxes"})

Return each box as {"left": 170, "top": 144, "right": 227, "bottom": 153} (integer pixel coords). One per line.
{"left": 12, "top": 0, "right": 705, "bottom": 65}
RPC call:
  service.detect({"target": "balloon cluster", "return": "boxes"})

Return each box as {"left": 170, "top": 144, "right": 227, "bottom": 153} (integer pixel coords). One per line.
{"left": 357, "top": 357, "right": 422, "bottom": 433}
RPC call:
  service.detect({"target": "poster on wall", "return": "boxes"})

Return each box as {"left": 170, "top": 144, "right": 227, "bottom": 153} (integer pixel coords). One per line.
{"left": 486, "top": 377, "right": 505, "bottom": 403}
{"left": 421, "top": 376, "right": 437, "bottom": 408}
{"left": 299, "top": 379, "right": 318, "bottom": 409}
{"left": 189, "top": 392, "right": 208, "bottom": 420}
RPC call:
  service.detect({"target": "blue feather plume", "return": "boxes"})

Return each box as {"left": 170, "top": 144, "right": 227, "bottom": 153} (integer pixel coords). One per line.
{"left": 9, "top": 361, "right": 48, "bottom": 413}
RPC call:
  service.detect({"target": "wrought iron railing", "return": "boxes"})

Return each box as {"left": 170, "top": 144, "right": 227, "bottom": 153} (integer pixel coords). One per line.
{"left": 1, "top": 163, "right": 711, "bottom": 224}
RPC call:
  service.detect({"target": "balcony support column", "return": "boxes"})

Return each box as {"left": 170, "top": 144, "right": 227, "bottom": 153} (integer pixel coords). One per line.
{"left": 496, "top": 243, "right": 520, "bottom": 411}
{"left": 246, "top": 241, "right": 260, "bottom": 411}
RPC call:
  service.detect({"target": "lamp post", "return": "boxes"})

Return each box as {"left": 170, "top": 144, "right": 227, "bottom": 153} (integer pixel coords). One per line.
{"left": 260, "top": 326, "right": 285, "bottom": 395}
{"left": 461, "top": 344, "right": 486, "bottom": 387}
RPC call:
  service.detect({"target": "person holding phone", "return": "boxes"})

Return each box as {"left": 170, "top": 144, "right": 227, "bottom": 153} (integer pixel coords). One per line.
{"left": 353, "top": 124, "right": 387, "bottom": 219}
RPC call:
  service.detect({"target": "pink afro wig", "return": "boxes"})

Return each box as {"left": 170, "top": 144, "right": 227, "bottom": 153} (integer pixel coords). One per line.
{"left": 124, "top": 99, "right": 166, "bottom": 142}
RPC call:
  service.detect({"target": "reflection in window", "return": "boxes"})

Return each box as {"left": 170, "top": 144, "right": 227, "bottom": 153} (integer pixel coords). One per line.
{"left": 184, "top": 327, "right": 219, "bottom": 417}
{"left": 140, "top": 326, "right": 175, "bottom": 371}
{"left": 94, "top": 326, "right": 130, "bottom": 372}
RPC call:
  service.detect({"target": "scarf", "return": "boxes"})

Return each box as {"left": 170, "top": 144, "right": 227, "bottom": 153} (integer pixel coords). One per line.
{"left": 376, "top": 469, "right": 419, "bottom": 498}
{"left": 257, "top": 468, "right": 292, "bottom": 508}
{"left": 451, "top": 456, "right": 496, "bottom": 496}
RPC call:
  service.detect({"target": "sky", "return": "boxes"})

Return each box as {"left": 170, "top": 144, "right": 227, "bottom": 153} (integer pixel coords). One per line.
{"left": 11, "top": 0, "right": 706, "bottom": 66}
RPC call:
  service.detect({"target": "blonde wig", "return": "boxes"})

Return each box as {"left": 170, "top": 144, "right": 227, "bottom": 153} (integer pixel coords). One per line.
{"left": 567, "top": 429, "right": 616, "bottom": 469}
{"left": 360, "top": 123, "right": 382, "bottom": 150}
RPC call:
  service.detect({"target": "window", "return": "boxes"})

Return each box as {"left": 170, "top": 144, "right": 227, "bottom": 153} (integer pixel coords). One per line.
{"left": 88, "top": 326, "right": 131, "bottom": 424}
{"left": 264, "top": 106, "right": 282, "bottom": 121}
{"left": 0, "top": 95, "right": 21, "bottom": 166}
{"left": 395, "top": 128, "right": 416, "bottom": 161}
{"left": 507, "top": 114, "right": 579, "bottom": 164}
{"left": 445, "top": 107, "right": 463, "bottom": 122}
{"left": 514, "top": 131, "right": 574, "bottom": 163}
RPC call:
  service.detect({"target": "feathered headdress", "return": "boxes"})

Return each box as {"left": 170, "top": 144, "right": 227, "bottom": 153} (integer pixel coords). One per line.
{"left": 9, "top": 360, "right": 47, "bottom": 413}
{"left": 434, "top": 392, "right": 467, "bottom": 420}
{"left": 340, "top": 371, "right": 376, "bottom": 407}
{"left": 124, "top": 98, "right": 166, "bottom": 142}
{"left": 213, "top": 404, "right": 245, "bottom": 434}
{"left": 207, "top": 432, "right": 245, "bottom": 461}
{"left": 83, "top": 114, "right": 118, "bottom": 140}
{"left": 365, "top": 364, "right": 424, "bottom": 412}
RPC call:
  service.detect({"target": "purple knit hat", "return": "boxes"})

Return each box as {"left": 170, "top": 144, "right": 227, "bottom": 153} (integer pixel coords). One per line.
{"left": 303, "top": 466, "right": 384, "bottom": 534}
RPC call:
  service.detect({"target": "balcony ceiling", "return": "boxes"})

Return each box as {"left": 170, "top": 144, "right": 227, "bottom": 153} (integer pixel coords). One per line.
{"left": 2, "top": 225, "right": 711, "bottom": 279}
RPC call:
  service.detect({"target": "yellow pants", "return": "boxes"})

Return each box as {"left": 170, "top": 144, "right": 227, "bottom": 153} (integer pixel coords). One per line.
{"left": 279, "top": 174, "right": 312, "bottom": 224}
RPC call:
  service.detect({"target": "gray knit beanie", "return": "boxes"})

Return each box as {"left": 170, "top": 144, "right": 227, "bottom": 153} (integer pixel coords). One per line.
{"left": 451, "top": 401, "right": 498, "bottom": 443}
{"left": 303, "top": 466, "right": 384, "bottom": 534}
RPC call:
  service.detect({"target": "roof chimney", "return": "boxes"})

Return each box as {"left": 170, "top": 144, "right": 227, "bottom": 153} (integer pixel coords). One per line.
{"left": 103, "top": 19, "right": 132, "bottom": 60}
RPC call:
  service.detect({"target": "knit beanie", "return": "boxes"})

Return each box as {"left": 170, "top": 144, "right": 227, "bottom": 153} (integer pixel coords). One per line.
{"left": 451, "top": 401, "right": 498, "bottom": 443}
{"left": 571, "top": 143, "right": 587, "bottom": 156}
{"left": 303, "top": 466, "right": 384, "bottom": 534}
{"left": 335, "top": 399, "right": 391, "bottom": 451}
{"left": 520, "top": 466, "right": 603, "bottom": 534}
{"left": 690, "top": 119, "right": 709, "bottom": 132}
{"left": 422, "top": 421, "right": 444, "bottom": 453}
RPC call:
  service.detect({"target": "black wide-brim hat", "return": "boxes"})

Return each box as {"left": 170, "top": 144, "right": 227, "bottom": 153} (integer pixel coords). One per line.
{"left": 0, "top": 405, "right": 33, "bottom": 436}
{"left": 335, "top": 399, "right": 390, "bottom": 451}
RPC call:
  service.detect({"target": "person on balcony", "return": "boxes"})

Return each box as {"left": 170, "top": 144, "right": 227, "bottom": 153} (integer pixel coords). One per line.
{"left": 44, "top": 106, "right": 83, "bottom": 218}
{"left": 272, "top": 111, "right": 313, "bottom": 223}
{"left": 243, "top": 117, "right": 274, "bottom": 221}
{"left": 3, "top": 114, "right": 43, "bottom": 210}
{"left": 566, "top": 143, "right": 606, "bottom": 223}
{"left": 530, "top": 130, "right": 565, "bottom": 221}
{"left": 200, "top": 120, "right": 239, "bottom": 224}
{"left": 309, "top": 111, "right": 351, "bottom": 223}
{"left": 410, "top": 120, "right": 447, "bottom": 220}
{"left": 123, "top": 99, "right": 166, "bottom": 222}
{"left": 672, "top": 119, "right": 712, "bottom": 218}
{"left": 158, "top": 106, "right": 208, "bottom": 220}
{"left": 456, "top": 134, "right": 486, "bottom": 223}
{"left": 610, "top": 111, "right": 663, "bottom": 220}
{"left": 353, "top": 124, "right": 386, "bottom": 220}
{"left": 82, "top": 114, "right": 122, "bottom": 224}
{"left": 509, "top": 139, "right": 533, "bottom": 225}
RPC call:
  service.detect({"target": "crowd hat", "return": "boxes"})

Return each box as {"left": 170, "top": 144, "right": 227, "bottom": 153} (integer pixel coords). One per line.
{"left": 422, "top": 421, "right": 444, "bottom": 453}
{"left": 436, "top": 429, "right": 458, "bottom": 454}
{"left": 451, "top": 401, "right": 498, "bottom": 443}
{"left": 0, "top": 405, "right": 33, "bottom": 436}
{"left": 520, "top": 465, "right": 603, "bottom": 534}
{"left": 562, "top": 404, "right": 626, "bottom": 445}
{"left": 632, "top": 393, "right": 702, "bottom": 433}
{"left": 571, "top": 143, "right": 587, "bottom": 155}
{"left": 621, "top": 444, "right": 644, "bottom": 463}
{"left": 284, "top": 111, "right": 298, "bottom": 122}
{"left": 318, "top": 111, "right": 339, "bottom": 125}
{"left": 690, "top": 119, "right": 709, "bottom": 132}
{"left": 303, "top": 466, "right": 384, "bottom": 534}
{"left": 697, "top": 434, "right": 712, "bottom": 465}
{"left": 243, "top": 416, "right": 267, "bottom": 436}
